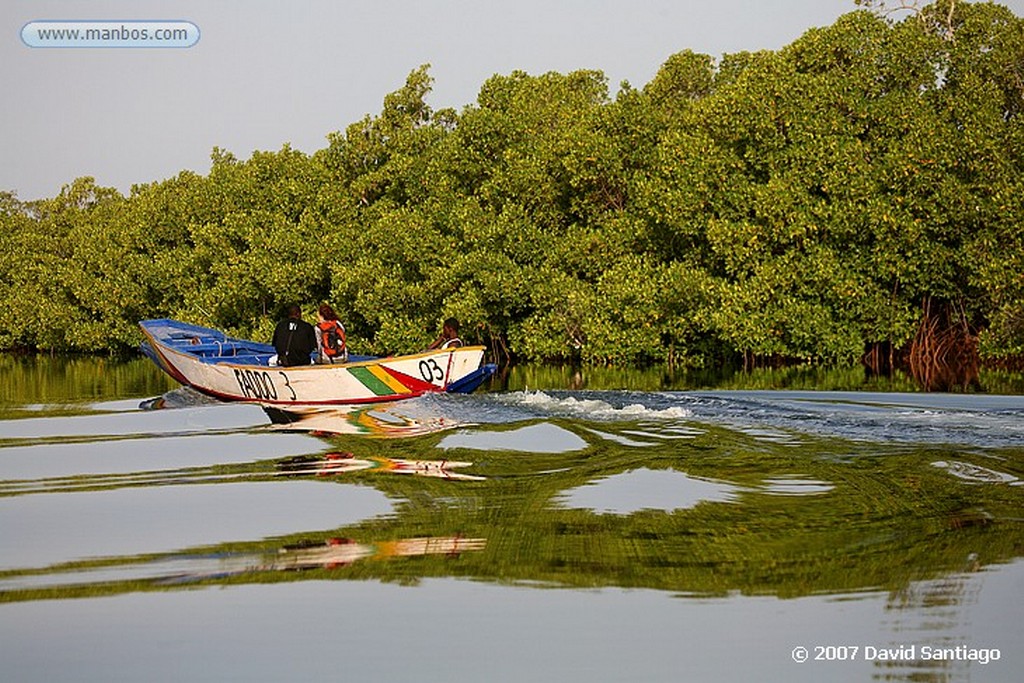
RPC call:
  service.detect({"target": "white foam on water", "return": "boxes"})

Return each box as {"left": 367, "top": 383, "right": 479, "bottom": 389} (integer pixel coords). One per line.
{"left": 496, "top": 391, "right": 692, "bottom": 421}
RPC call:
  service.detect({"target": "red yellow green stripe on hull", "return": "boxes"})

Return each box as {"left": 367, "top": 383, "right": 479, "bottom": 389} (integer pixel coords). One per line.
{"left": 346, "top": 365, "right": 431, "bottom": 397}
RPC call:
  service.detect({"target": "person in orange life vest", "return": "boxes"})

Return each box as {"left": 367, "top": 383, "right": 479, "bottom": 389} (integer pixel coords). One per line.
{"left": 315, "top": 303, "right": 348, "bottom": 364}
{"left": 428, "top": 317, "right": 463, "bottom": 350}
{"left": 272, "top": 304, "right": 317, "bottom": 366}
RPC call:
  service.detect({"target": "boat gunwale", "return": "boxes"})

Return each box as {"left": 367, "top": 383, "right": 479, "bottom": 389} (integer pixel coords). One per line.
{"left": 140, "top": 321, "right": 486, "bottom": 371}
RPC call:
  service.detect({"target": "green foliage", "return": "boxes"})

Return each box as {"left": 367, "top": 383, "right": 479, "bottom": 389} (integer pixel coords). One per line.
{"left": 2, "top": 2, "right": 1023, "bottom": 365}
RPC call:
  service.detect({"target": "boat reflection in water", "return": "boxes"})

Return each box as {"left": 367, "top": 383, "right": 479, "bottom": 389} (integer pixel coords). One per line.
{"left": 273, "top": 536, "right": 488, "bottom": 571}
{"left": 155, "top": 535, "right": 488, "bottom": 585}
{"left": 264, "top": 401, "right": 463, "bottom": 438}
{"left": 276, "top": 452, "right": 485, "bottom": 481}
{"left": 267, "top": 402, "right": 485, "bottom": 480}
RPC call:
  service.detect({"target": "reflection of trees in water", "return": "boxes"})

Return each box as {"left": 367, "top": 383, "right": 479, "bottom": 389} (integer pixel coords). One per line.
{"left": 878, "top": 554, "right": 983, "bottom": 683}
{"left": 3, "top": 394, "right": 1023, "bottom": 606}
{"left": 0, "top": 355, "right": 176, "bottom": 405}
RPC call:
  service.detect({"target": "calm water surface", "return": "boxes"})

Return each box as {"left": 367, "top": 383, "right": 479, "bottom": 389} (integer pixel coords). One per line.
{"left": 1, "top": 357, "right": 1023, "bottom": 682}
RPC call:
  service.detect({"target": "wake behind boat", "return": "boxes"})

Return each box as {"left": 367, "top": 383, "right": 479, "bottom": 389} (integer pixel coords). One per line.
{"left": 139, "top": 318, "right": 496, "bottom": 406}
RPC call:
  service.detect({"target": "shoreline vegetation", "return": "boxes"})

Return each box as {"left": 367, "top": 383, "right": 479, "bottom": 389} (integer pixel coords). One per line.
{"left": 2, "top": 2, "right": 1023, "bottom": 391}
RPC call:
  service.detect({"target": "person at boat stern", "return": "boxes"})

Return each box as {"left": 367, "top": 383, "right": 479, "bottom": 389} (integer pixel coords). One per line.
{"left": 315, "top": 303, "right": 348, "bottom": 364}
{"left": 272, "top": 305, "right": 317, "bottom": 366}
{"left": 428, "top": 317, "right": 463, "bottom": 350}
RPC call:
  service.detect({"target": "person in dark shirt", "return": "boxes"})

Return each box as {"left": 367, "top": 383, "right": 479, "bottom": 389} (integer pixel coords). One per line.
{"left": 272, "top": 305, "right": 317, "bottom": 366}
{"left": 428, "top": 317, "right": 463, "bottom": 350}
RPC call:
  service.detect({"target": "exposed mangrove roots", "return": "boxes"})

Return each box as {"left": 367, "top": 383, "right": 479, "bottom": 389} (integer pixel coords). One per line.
{"left": 864, "top": 297, "right": 980, "bottom": 391}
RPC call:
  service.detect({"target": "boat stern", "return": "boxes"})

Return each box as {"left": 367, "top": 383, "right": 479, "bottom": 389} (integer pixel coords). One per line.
{"left": 446, "top": 362, "right": 497, "bottom": 394}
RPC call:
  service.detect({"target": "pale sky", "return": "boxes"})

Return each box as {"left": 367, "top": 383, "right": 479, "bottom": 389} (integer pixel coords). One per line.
{"left": 5, "top": 0, "right": 1024, "bottom": 201}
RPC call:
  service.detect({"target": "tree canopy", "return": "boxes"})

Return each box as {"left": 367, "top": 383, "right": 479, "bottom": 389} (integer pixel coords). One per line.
{"left": 3, "top": 1, "right": 1023, "bottom": 370}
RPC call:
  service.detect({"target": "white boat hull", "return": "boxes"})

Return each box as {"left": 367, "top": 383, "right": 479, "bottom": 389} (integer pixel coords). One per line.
{"left": 140, "top": 319, "right": 494, "bottom": 406}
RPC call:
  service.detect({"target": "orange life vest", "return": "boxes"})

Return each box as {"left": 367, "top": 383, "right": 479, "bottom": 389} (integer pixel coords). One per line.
{"left": 318, "top": 320, "right": 347, "bottom": 358}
